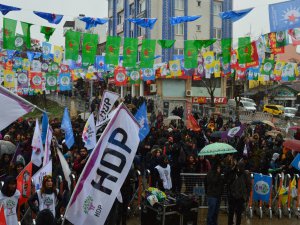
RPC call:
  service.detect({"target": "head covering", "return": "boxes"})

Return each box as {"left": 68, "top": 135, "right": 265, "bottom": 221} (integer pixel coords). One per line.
{"left": 272, "top": 153, "right": 280, "bottom": 161}
{"left": 1, "top": 176, "right": 17, "bottom": 197}
{"left": 151, "top": 145, "right": 162, "bottom": 154}
{"left": 36, "top": 209, "right": 55, "bottom": 225}
{"left": 3, "top": 134, "right": 10, "bottom": 140}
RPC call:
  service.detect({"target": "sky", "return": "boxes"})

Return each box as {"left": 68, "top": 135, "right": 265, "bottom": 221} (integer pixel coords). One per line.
{"left": 0, "top": 0, "right": 292, "bottom": 46}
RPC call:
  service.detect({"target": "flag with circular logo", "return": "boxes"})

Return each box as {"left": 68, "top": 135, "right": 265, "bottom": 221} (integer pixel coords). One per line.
{"left": 129, "top": 69, "right": 141, "bottom": 84}
{"left": 29, "top": 71, "right": 43, "bottom": 90}
{"left": 42, "top": 42, "right": 52, "bottom": 60}
{"left": 140, "top": 39, "right": 156, "bottom": 68}
{"left": 59, "top": 73, "right": 71, "bottom": 91}
{"left": 184, "top": 40, "right": 198, "bottom": 69}
{"left": 123, "top": 38, "right": 138, "bottom": 68}
{"left": 14, "top": 34, "right": 24, "bottom": 51}
{"left": 169, "top": 60, "right": 181, "bottom": 77}
{"left": 54, "top": 45, "right": 63, "bottom": 64}
{"left": 13, "top": 57, "right": 23, "bottom": 70}
{"left": 82, "top": 33, "right": 98, "bottom": 64}
{"left": 17, "top": 71, "right": 28, "bottom": 89}
{"left": 261, "top": 59, "right": 274, "bottom": 76}
{"left": 142, "top": 68, "right": 155, "bottom": 81}
{"left": 203, "top": 51, "right": 215, "bottom": 71}
{"left": 31, "top": 60, "right": 42, "bottom": 72}
{"left": 253, "top": 173, "right": 272, "bottom": 203}
{"left": 46, "top": 73, "right": 57, "bottom": 91}
{"left": 114, "top": 66, "right": 127, "bottom": 86}
{"left": 22, "top": 58, "right": 30, "bottom": 71}
{"left": 105, "top": 36, "right": 121, "bottom": 66}
{"left": 4, "top": 70, "right": 15, "bottom": 88}
{"left": 50, "top": 62, "right": 60, "bottom": 73}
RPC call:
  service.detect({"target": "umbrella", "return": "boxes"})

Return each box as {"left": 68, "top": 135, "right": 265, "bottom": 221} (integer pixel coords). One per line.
{"left": 165, "top": 115, "right": 181, "bottom": 120}
{"left": 288, "top": 126, "right": 300, "bottom": 131}
{"left": 262, "top": 120, "right": 275, "bottom": 128}
{"left": 283, "top": 139, "right": 300, "bottom": 152}
{"left": 198, "top": 143, "right": 237, "bottom": 156}
{"left": 251, "top": 120, "right": 262, "bottom": 125}
{"left": 266, "top": 130, "right": 282, "bottom": 138}
{"left": 211, "top": 131, "right": 225, "bottom": 138}
{"left": 0, "top": 140, "right": 16, "bottom": 156}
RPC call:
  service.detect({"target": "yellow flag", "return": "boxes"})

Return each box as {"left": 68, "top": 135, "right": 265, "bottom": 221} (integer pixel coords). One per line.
{"left": 213, "top": 60, "right": 221, "bottom": 77}
{"left": 295, "top": 64, "right": 299, "bottom": 76}
{"left": 22, "top": 58, "right": 31, "bottom": 71}
{"left": 169, "top": 60, "right": 181, "bottom": 77}
{"left": 273, "top": 61, "right": 285, "bottom": 76}
{"left": 4, "top": 70, "right": 15, "bottom": 88}
{"left": 54, "top": 45, "right": 64, "bottom": 64}
{"left": 203, "top": 51, "right": 215, "bottom": 70}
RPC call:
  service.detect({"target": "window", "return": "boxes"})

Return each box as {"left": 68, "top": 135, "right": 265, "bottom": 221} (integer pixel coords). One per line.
{"left": 174, "top": 48, "right": 184, "bottom": 55}
{"left": 138, "top": 0, "right": 146, "bottom": 13}
{"left": 196, "top": 25, "right": 201, "bottom": 32}
{"left": 129, "top": 4, "right": 134, "bottom": 15}
{"left": 197, "top": 1, "right": 201, "bottom": 7}
{"left": 213, "top": 27, "right": 222, "bottom": 39}
{"left": 117, "top": 13, "right": 122, "bottom": 25}
{"left": 175, "top": 23, "right": 184, "bottom": 35}
{"left": 175, "top": 0, "right": 184, "bottom": 10}
{"left": 213, "top": 2, "right": 222, "bottom": 15}
{"left": 130, "top": 30, "right": 134, "bottom": 38}
{"left": 108, "top": 0, "right": 113, "bottom": 10}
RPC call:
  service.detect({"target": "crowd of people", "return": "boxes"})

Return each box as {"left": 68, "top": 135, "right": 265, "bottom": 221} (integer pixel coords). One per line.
{"left": 0, "top": 97, "right": 299, "bottom": 225}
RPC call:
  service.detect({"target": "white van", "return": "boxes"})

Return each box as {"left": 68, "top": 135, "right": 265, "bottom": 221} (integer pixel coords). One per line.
{"left": 241, "top": 97, "right": 257, "bottom": 107}
{"left": 227, "top": 99, "right": 257, "bottom": 112}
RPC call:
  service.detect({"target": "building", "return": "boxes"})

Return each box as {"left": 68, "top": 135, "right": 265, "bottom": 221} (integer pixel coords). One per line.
{"left": 107, "top": 0, "right": 232, "bottom": 114}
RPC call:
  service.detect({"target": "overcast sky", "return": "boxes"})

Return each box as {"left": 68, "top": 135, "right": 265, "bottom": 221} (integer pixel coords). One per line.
{"left": 0, "top": 0, "right": 290, "bottom": 46}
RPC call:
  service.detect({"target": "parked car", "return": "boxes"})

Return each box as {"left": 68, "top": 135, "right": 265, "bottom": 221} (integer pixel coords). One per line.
{"left": 284, "top": 107, "right": 297, "bottom": 119}
{"left": 227, "top": 99, "right": 256, "bottom": 112}
{"left": 263, "top": 104, "right": 284, "bottom": 116}
{"left": 240, "top": 97, "right": 257, "bottom": 107}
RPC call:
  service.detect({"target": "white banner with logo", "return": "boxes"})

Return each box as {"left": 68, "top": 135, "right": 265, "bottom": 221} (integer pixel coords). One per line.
{"left": 65, "top": 104, "right": 139, "bottom": 225}
{"left": 32, "top": 160, "right": 52, "bottom": 190}
{"left": 96, "top": 90, "right": 119, "bottom": 126}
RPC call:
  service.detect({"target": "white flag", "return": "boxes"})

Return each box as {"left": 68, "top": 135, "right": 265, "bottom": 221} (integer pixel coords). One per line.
{"left": 32, "top": 160, "right": 52, "bottom": 190}
{"left": 43, "top": 126, "right": 53, "bottom": 166}
{"left": 96, "top": 90, "right": 119, "bottom": 126}
{"left": 82, "top": 114, "right": 97, "bottom": 150}
{"left": 31, "top": 119, "right": 44, "bottom": 167}
{"left": 0, "top": 85, "right": 34, "bottom": 131}
{"left": 65, "top": 104, "right": 140, "bottom": 225}
{"left": 96, "top": 109, "right": 116, "bottom": 130}
{"left": 57, "top": 148, "right": 72, "bottom": 190}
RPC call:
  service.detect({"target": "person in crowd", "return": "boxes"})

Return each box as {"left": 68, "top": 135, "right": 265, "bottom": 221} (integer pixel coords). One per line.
{"left": 0, "top": 153, "right": 12, "bottom": 177}
{"left": 28, "top": 175, "right": 61, "bottom": 219}
{"left": 216, "top": 115, "right": 223, "bottom": 130}
{"left": 0, "top": 176, "right": 20, "bottom": 225}
{"left": 197, "top": 156, "right": 211, "bottom": 173}
{"left": 225, "top": 161, "right": 251, "bottom": 225}
{"left": 35, "top": 209, "right": 56, "bottom": 225}
{"left": 72, "top": 147, "right": 89, "bottom": 176}
{"left": 206, "top": 163, "right": 223, "bottom": 225}
{"left": 153, "top": 155, "right": 172, "bottom": 192}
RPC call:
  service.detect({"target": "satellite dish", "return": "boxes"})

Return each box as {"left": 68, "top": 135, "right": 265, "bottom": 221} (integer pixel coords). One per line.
{"left": 296, "top": 45, "right": 300, "bottom": 54}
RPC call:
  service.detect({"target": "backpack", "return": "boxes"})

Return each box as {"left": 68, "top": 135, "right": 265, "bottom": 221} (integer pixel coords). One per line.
{"left": 230, "top": 174, "right": 248, "bottom": 201}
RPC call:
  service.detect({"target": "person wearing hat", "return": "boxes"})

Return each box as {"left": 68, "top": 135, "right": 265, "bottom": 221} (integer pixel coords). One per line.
{"left": 0, "top": 176, "right": 20, "bottom": 225}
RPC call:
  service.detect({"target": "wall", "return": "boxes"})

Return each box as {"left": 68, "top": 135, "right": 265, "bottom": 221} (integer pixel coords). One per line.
{"left": 162, "top": 80, "right": 185, "bottom": 97}
{"left": 191, "top": 87, "right": 221, "bottom": 97}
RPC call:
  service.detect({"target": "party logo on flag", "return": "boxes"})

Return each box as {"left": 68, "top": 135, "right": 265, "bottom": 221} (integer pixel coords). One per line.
{"left": 31, "top": 60, "right": 41, "bottom": 72}
{"left": 30, "top": 72, "right": 42, "bottom": 89}
{"left": 13, "top": 57, "right": 23, "bottom": 69}
{"left": 15, "top": 35, "right": 24, "bottom": 49}
{"left": 41, "top": 62, "right": 49, "bottom": 72}
{"left": 142, "top": 68, "right": 155, "bottom": 81}
{"left": 129, "top": 70, "right": 140, "bottom": 84}
{"left": 51, "top": 62, "right": 59, "bottom": 73}
{"left": 17, "top": 72, "right": 28, "bottom": 88}
{"left": 114, "top": 67, "right": 127, "bottom": 86}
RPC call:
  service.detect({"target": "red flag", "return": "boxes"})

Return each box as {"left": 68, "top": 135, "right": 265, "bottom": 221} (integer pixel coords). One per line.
{"left": 186, "top": 114, "right": 201, "bottom": 131}
{"left": 114, "top": 66, "right": 127, "bottom": 86}
{"left": 269, "top": 32, "right": 284, "bottom": 54}
{"left": 246, "top": 42, "right": 259, "bottom": 68}
{"left": 288, "top": 29, "right": 300, "bottom": 46}
{"left": 17, "top": 162, "right": 32, "bottom": 205}
{"left": 0, "top": 207, "right": 7, "bottom": 225}
{"left": 29, "top": 72, "right": 43, "bottom": 90}
{"left": 230, "top": 50, "right": 238, "bottom": 69}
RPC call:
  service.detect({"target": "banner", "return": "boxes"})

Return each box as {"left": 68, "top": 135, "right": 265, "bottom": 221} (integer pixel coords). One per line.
{"left": 169, "top": 60, "right": 181, "bottom": 77}
{"left": 105, "top": 36, "right": 121, "bottom": 65}
{"left": 42, "top": 42, "right": 52, "bottom": 60}
{"left": 96, "top": 90, "right": 119, "bottom": 126}
{"left": 261, "top": 59, "right": 274, "bottom": 76}
{"left": 142, "top": 68, "right": 155, "bottom": 81}
{"left": 128, "top": 69, "right": 140, "bottom": 85}
{"left": 57, "top": 148, "right": 72, "bottom": 189}
{"left": 82, "top": 33, "right": 98, "bottom": 64}
{"left": 253, "top": 173, "right": 272, "bottom": 203}
{"left": 64, "top": 104, "right": 140, "bottom": 225}
{"left": 82, "top": 113, "right": 97, "bottom": 150}
{"left": 123, "top": 38, "right": 138, "bottom": 67}
{"left": 238, "top": 37, "right": 252, "bottom": 64}
{"left": 17, "top": 162, "right": 32, "bottom": 205}
{"left": 32, "top": 160, "right": 52, "bottom": 190}
{"left": 46, "top": 73, "right": 57, "bottom": 91}
{"left": 43, "top": 126, "right": 53, "bottom": 166}
{"left": 186, "top": 114, "right": 201, "bottom": 131}
{"left": 114, "top": 66, "right": 127, "bottom": 86}
{"left": 291, "top": 153, "right": 300, "bottom": 171}
{"left": 17, "top": 71, "right": 28, "bottom": 90}
{"left": 54, "top": 45, "right": 64, "bottom": 64}
{"left": 221, "top": 38, "right": 232, "bottom": 64}
{"left": 65, "top": 30, "right": 81, "bottom": 61}
{"left": 140, "top": 39, "right": 156, "bottom": 68}
{"left": 61, "top": 107, "right": 75, "bottom": 149}
{"left": 3, "top": 70, "right": 15, "bottom": 88}
{"left": 29, "top": 71, "right": 43, "bottom": 90}
{"left": 31, "top": 119, "right": 44, "bottom": 166}
{"left": 184, "top": 40, "right": 198, "bottom": 69}
{"left": 134, "top": 102, "right": 150, "bottom": 141}
{"left": 3, "top": 18, "right": 17, "bottom": 50}
{"left": 59, "top": 73, "right": 71, "bottom": 91}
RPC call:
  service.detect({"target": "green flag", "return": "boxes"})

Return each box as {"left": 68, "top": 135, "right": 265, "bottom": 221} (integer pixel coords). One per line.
{"left": 128, "top": 68, "right": 140, "bottom": 84}
{"left": 105, "top": 36, "right": 121, "bottom": 66}
{"left": 261, "top": 59, "right": 274, "bottom": 76}
{"left": 82, "top": 33, "right": 98, "bottom": 64}
{"left": 123, "top": 38, "right": 138, "bottom": 67}
{"left": 40, "top": 26, "right": 56, "bottom": 42}
{"left": 3, "top": 18, "right": 17, "bottom": 50}
{"left": 21, "top": 22, "right": 32, "bottom": 48}
{"left": 46, "top": 73, "right": 57, "bottom": 91}
{"left": 221, "top": 38, "right": 232, "bottom": 64}
{"left": 238, "top": 37, "right": 252, "bottom": 64}
{"left": 157, "top": 40, "right": 176, "bottom": 49}
{"left": 65, "top": 30, "right": 81, "bottom": 61}
{"left": 140, "top": 39, "right": 156, "bottom": 68}
{"left": 184, "top": 40, "right": 198, "bottom": 69}
{"left": 276, "top": 31, "right": 287, "bottom": 47}
{"left": 14, "top": 34, "right": 24, "bottom": 51}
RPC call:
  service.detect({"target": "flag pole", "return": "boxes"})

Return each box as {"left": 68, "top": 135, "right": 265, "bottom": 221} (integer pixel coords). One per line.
{"left": 0, "top": 85, "right": 47, "bottom": 113}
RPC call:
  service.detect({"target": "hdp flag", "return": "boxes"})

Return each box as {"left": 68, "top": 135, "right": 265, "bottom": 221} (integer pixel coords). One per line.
{"left": 82, "top": 113, "right": 97, "bottom": 150}
{"left": 142, "top": 68, "right": 155, "bottom": 81}
{"left": 29, "top": 72, "right": 43, "bottom": 90}
{"left": 61, "top": 107, "right": 75, "bottom": 149}
{"left": 134, "top": 102, "right": 150, "bottom": 141}
{"left": 42, "top": 42, "right": 52, "bottom": 60}
{"left": 33, "top": 11, "right": 63, "bottom": 24}
{"left": 184, "top": 40, "right": 198, "bottom": 69}
{"left": 129, "top": 68, "right": 140, "bottom": 84}
{"left": 288, "top": 28, "right": 300, "bottom": 46}
{"left": 219, "top": 8, "right": 253, "bottom": 22}
{"left": 105, "top": 36, "right": 121, "bottom": 65}
{"left": 282, "top": 63, "right": 296, "bottom": 81}
{"left": 123, "top": 37, "right": 138, "bottom": 67}
{"left": 276, "top": 31, "right": 287, "bottom": 47}
{"left": 261, "top": 59, "right": 275, "bottom": 76}
{"left": 41, "top": 112, "right": 49, "bottom": 144}
{"left": 80, "top": 17, "right": 108, "bottom": 29}
{"left": 46, "top": 73, "right": 57, "bottom": 91}
{"left": 59, "top": 73, "right": 72, "bottom": 91}
{"left": 238, "top": 37, "right": 252, "bottom": 64}
{"left": 128, "top": 18, "right": 157, "bottom": 29}
{"left": 0, "top": 4, "right": 21, "bottom": 15}
{"left": 114, "top": 66, "right": 127, "bottom": 86}
{"left": 3, "top": 70, "right": 15, "bottom": 88}
{"left": 40, "top": 26, "right": 55, "bottom": 42}
{"left": 170, "top": 15, "right": 201, "bottom": 25}
{"left": 3, "top": 18, "right": 17, "bottom": 50}
{"left": 140, "top": 39, "right": 156, "bottom": 68}
{"left": 82, "top": 33, "right": 98, "bottom": 64}
{"left": 169, "top": 60, "right": 181, "bottom": 77}
{"left": 253, "top": 173, "right": 272, "bottom": 203}
{"left": 65, "top": 30, "right": 81, "bottom": 61}
{"left": 221, "top": 38, "right": 232, "bottom": 64}
{"left": 54, "top": 45, "right": 63, "bottom": 63}
{"left": 269, "top": 0, "right": 300, "bottom": 32}
{"left": 291, "top": 153, "right": 300, "bottom": 171}
{"left": 21, "top": 22, "right": 32, "bottom": 49}
{"left": 157, "top": 40, "right": 176, "bottom": 49}
{"left": 274, "top": 61, "right": 285, "bottom": 80}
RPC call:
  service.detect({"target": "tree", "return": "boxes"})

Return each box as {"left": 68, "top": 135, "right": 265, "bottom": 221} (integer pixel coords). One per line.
{"left": 200, "top": 76, "right": 219, "bottom": 107}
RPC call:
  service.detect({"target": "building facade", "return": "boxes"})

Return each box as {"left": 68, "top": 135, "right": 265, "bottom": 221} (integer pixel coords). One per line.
{"left": 107, "top": 0, "right": 232, "bottom": 114}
